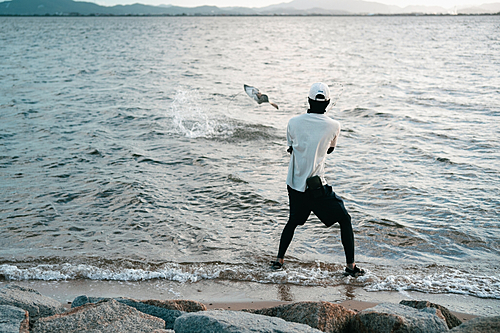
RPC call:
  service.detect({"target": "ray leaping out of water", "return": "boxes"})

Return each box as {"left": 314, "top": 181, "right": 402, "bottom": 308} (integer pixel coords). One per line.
{"left": 244, "top": 84, "right": 278, "bottom": 109}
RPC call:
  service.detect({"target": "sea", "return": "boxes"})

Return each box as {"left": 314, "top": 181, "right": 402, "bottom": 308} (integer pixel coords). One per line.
{"left": 0, "top": 15, "right": 499, "bottom": 313}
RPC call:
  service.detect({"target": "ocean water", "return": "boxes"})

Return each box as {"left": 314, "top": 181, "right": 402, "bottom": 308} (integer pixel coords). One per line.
{"left": 1, "top": 16, "right": 499, "bottom": 303}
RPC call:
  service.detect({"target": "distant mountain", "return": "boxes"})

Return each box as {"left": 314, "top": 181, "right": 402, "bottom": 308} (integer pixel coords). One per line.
{"left": 0, "top": 0, "right": 499, "bottom": 16}
{"left": 260, "top": 0, "right": 500, "bottom": 14}
{"left": 0, "top": 0, "right": 237, "bottom": 15}
{"left": 0, "top": 0, "right": 102, "bottom": 15}
{"left": 257, "top": 5, "right": 350, "bottom": 15}
{"left": 261, "top": 0, "right": 400, "bottom": 14}
{"left": 400, "top": 5, "right": 449, "bottom": 14}
{"left": 458, "top": 2, "right": 500, "bottom": 13}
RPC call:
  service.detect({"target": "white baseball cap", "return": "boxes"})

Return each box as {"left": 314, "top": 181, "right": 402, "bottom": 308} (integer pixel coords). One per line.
{"left": 308, "top": 82, "right": 331, "bottom": 101}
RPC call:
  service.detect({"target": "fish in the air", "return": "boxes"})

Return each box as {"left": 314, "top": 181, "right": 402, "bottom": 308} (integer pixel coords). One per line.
{"left": 244, "top": 84, "right": 278, "bottom": 109}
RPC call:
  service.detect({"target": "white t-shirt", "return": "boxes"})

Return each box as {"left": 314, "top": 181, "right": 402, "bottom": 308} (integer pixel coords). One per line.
{"left": 286, "top": 113, "right": 341, "bottom": 192}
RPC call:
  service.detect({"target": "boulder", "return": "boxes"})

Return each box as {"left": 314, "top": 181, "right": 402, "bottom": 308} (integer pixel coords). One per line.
{"left": 174, "top": 309, "right": 324, "bottom": 333}
{"left": 71, "top": 296, "right": 206, "bottom": 312}
{"left": 71, "top": 295, "right": 207, "bottom": 329}
{"left": 351, "top": 303, "right": 449, "bottom": 333}
{"left": 143, "top": 299, "right": 207, "bottom": 312}
{"left": 450, "top": 316, "right": 500, "bottom": 333}
{"left": 32, "top": 299, "right": 165, "bottom": 333}
{"left": 0, "top": 284, "right": 66, "bottom": 324}
{"left": 71, "top": 296, "right": 184, "bottom": 329}
{"left": 400, "top": 300, "right": 462, "bottom": 329}
{"left": 421, "top": 307, "right": 448, "bottom": 325}
{"left": 245, "top": 301, "right": 356, "bottom": 333}
{"left": 0, "top": 304, "right": 29, "bottom": 333}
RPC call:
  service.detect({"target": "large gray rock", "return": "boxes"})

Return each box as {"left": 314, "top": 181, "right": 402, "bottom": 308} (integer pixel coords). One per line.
{"left": 71, "top": 296, "right": 206, "bottom": 312}
{"left": 0, "top": 284, "right": 66, "bottom": 324}
{"left": 174, "top": 310, "right": 324, "bottom": 333}
{"left": 450, "top": 316, "right": 500, "bottom": 333}
{"left": 0, "top": 304, "right": 29, "bottom": 333}
{"left": 142, "top": 299, "right": 207, "bottom": 312}
{"left": 245, "top": 301, "right": 356, "bottom": 333}
{"left": 32, "top": 299, "right": 165, "bottom": 333}
{"left": 351, "top": 303, "right": 449, "bottom": 333}
{"left": 400, "top": 300, "right": 462, "bottom": 329}
{"left": 71, "top": 296, "right": 197, "bottom": 329}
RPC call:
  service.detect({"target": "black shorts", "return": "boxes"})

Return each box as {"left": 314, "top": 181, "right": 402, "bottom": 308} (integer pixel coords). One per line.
{"left": 288, "top": 185, "right": 350, "bottom": 227}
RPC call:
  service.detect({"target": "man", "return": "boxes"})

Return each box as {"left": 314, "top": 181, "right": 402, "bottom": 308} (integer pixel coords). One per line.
{"left": 272, "top": 82, "right": 365, "bottom": 278}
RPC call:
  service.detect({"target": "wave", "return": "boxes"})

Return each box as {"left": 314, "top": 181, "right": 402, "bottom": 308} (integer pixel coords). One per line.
{"left": 366, "top": 268, "right": 500, "bottom": 299}
{"left": 1, "top": 262, "right": 498, "bottom": 299}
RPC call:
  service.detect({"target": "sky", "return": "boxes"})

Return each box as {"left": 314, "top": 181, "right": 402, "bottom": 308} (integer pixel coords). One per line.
{"left": 92, "top": 0, "right": 497, "bottom": 9}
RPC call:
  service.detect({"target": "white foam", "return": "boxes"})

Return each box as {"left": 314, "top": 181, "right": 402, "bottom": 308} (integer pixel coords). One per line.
{"left": 0, "top": 264, "right": 71, "bottom": 281}
{"left": 0, "top": 263, "right": 206, "bottom": 283}
{"left": 169, "top": 90, "right": 234, "bottom": 139}
{"left": 365, "top": 269, "right": 500, "bottom": 299}
{"left": 1, "top": 263, "right": 499, "bottom": 299}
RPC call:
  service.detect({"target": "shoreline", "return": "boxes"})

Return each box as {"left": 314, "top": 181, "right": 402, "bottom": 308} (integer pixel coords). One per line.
{"left": 2, "top": 279, "right": 497, "bottom": 320}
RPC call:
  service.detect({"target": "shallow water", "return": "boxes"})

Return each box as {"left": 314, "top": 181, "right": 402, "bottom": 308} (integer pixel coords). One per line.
{"left": 0, "top": 16, "right": 499, "bottom": 300}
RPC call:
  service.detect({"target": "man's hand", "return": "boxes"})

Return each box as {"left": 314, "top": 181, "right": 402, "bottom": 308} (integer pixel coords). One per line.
{"left": 287, "top": 146, "right": 293, "bottom": 154}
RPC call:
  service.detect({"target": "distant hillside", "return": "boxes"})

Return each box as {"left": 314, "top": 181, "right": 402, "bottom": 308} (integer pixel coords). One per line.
{"left": 0, "top": 0, "right": 237, "bottom": 15}
{"left": 0, "top": 0, "right": 499, "bottom": 16}
{"left": 263, "top": 0, "right": 400, "bottom": 14}
{"left": 268, "top": 0, "right": 500, "bottom": 14}
{"left": 257, "top": 5, "right": 350, "bottom": 15}
{"left": 458, "top": 2, "right": 500, "bottom": 13}
{"left": 400, "top": 5, "right": 449, "bottom": 14}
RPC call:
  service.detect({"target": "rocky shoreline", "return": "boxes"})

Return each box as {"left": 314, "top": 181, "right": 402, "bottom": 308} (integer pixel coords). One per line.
{"left": 0, "top": 283, "right": 498, "bottom": 332}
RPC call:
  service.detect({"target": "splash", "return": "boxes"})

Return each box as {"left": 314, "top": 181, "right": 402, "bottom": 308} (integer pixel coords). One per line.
{"left": 326, "top": 82, "right": 344, "bottom": 112}
{"left": 169, "top": 90, "right": 234, "bottom": 139}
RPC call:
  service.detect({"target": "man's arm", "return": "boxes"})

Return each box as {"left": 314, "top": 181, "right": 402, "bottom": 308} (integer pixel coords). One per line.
{"left": 286, "top": 121, "right": 293, "bottom": 154}
{"left": 328, "top": 122, "right": 340, "bottom": 155}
